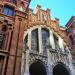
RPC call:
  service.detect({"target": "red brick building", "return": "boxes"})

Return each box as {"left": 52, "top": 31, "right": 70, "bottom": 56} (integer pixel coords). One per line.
{"left": 65, "top": 16, "right": 75, "bottom": 69}
{"left": 59, "top": 16, "right": 75, "bottom": 72}
{"left": 0, "top": 0, "right": 75, "bottom": 75}
{"left": 0, "top": 0, "right": 31, "bottom": 75}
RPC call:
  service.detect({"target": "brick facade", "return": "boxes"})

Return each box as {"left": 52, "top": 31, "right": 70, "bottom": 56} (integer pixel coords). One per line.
{"left": 65, "top": 16, "right": 75, "bottom": 69}
{"left": 22, "top": 5, "right": 75, "bottom": 75}
{"left": 0, "top": 0, "right": 75, "bottom": 75}
{"left": 0, "top": 0, "right": 31, "bottom": 75}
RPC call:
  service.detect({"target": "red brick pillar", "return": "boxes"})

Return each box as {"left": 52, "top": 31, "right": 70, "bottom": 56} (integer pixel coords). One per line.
{"left": 6, "top": 15, "right": 25, "bottom": 75}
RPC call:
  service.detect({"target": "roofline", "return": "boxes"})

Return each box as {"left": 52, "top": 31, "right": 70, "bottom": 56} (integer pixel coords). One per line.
{"left": 65, "top": 16, "right": 75, "bottom": 28}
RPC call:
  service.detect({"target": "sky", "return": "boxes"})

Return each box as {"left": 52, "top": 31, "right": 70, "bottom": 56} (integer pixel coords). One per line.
{"left": 29, "top": 0, "right": 75, "bottom": 27}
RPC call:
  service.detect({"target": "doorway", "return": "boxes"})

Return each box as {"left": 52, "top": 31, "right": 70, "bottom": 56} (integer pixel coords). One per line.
{"left": 29, "top": 61, "right": 47, "bottom": 75}
{"left": 53, "top": 63, "right": 70, "bottom": 75}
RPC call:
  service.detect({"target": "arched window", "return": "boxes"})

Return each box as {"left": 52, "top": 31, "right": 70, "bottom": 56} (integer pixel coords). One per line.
{"left": 42, "top": 28, "right": 50, "bottom": 50}
{"left": 31, "top": 29, "right": 39, "bottom": 51}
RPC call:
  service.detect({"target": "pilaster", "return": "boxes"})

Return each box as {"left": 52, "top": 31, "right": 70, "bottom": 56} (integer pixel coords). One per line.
{"left": 50, "top": 30, "right": 55, "bottom": 49}
{"left": 47, "top": 49, "right": 53, "bottom": 75}
{"left": 28, "top": 30, "right": 31, "bottom": 50}
{"left": 38, "top": 27, "right": 43, "bottom": 53}
{"left": 23, "top": 49, "right": 30, "bottom": 75}
{"left": 58, "top": 36, "right": 64, "bottom": 52}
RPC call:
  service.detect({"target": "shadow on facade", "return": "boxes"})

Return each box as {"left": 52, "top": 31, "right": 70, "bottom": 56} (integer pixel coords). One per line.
{"left": 53, "top": 63, "right": 71, "bottom": 75}
{"left": 29, "top": 61, "right": 47, "bottom": 75}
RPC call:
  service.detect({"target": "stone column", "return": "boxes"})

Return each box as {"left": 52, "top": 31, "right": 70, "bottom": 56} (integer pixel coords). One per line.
{"left": 49, "top": 30, "right": 55, "bottom": 49}
{"left": 28, "top": 30, "right": 31, "bottom": 50}
{"left": 58, "top": 36, "right": 64, "bottom": 52}
{"left": 38, "top": 27, "right": 43, "bottom": 53}
{"left": 47, "top": 49, "right": 53, "bottom": 75}
{"left": 23, "top": 48, "right": 30, "bottom": 75}
{"left": 6, "top": 30, "right": 12, "bottom": 51}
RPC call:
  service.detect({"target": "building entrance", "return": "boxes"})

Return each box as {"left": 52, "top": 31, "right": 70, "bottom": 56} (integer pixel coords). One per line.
{"left": 53, "top": 63, "right": 70, "bottom": 75}
{"left": 29, "top": 61, "right": 47, "bottom": 75}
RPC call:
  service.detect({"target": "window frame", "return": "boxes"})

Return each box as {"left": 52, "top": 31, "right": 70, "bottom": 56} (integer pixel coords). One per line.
{"left": 31, "top": 29, "right": 39, "bottom": 51}
{"left": 3, "top": 5, "right": 14, "bottom": 16}
{"left": 41, "top": 28, "right": 50, "bottom": 50}
{"left": 53, "top": 34, "right": 60, "bottom": 50}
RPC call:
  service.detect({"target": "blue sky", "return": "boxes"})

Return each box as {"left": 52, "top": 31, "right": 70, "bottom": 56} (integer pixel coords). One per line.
{"left": 29, "top": 0, "right": 75, "bottom": 26}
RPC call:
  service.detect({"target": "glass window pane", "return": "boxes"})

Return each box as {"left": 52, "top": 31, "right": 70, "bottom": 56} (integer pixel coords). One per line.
{"left": 31, "top": 29, "right": 38, "bottom": 51}
{"left": 54, "top": 35, "right": 60, "bottom": 50}
{"left": 42, "top": 29, "right": 50, "bottom": 50}
{"left": 3, "top": 6, "right": 8, "bottom": 15}
{"left": 8, "top": 8, "right": 14, "bottom": 16}
{"left": 3, "top": 5, "right": 14, "bottom": 16}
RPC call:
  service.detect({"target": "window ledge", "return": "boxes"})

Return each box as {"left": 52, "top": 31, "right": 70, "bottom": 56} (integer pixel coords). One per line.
{"left": 0, "top": 12, "right": 14, "bottom": 20}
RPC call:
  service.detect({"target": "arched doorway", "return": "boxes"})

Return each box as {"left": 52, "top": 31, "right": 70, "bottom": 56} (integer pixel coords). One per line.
{"left": 53, "top": 63, "right": 70, "bottom": 75}
{"left": 29, "top": 61, "right": 47, "bottom": 75}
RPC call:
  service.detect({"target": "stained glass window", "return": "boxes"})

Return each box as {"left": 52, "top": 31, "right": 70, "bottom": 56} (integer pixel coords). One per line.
{"left": 31, "top": 29, "right": 39, "bottom": 51}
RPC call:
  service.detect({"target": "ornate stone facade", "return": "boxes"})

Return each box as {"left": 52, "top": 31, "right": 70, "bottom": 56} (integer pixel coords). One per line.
{"left": 21, "top": 5, "right": 75, "bottom": 75}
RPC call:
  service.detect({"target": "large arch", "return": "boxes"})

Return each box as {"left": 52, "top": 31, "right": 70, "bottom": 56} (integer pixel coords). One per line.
{"left": 53, "top": 63, "right": 71, "bottom": 75}
{"left": 29, "top": 61, "right": 47, "bottom": 75}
